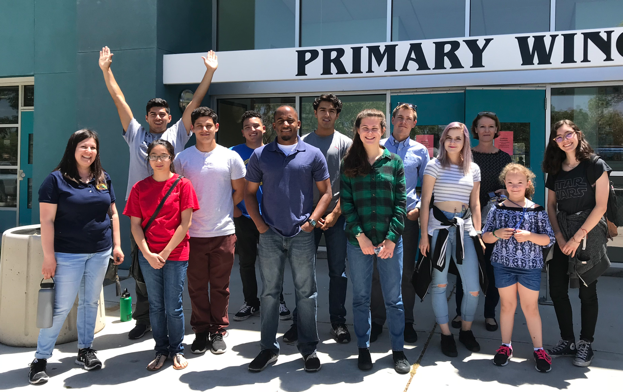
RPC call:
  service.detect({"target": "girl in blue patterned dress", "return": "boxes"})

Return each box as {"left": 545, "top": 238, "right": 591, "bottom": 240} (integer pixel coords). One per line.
{"left": 482, "top": 163, "right": 555, "bottom": 373}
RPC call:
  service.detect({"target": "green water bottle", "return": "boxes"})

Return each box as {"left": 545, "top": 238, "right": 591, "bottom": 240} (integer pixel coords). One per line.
{"left": 120, "top": 288, "right": 133, "bottom": 322}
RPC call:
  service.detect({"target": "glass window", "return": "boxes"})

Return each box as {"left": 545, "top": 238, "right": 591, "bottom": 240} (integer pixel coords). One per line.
{"left": 301, "top": 0, "right": 387, "bottom": 47}
{"left": 0, "top": 168, "right": 17, "bottom": 208}
{"left": 299, "top": 94, "right": 386, "bottom": 138}
{"left": 0, "top": 87, "right": 19, "bottom": 124}
{"left": 556, "top": 0, "right": 623, "bottom": 31}
{"left": 551, "top": 86, "right": 623, "bottom": 171}
{"left": 470, "top": 0, "right": 550, "bottom": 36}
{"left": 498, "top": 122, "right": 531, "bottom": 167}
{"left": 218, "top": 0, "right": 295, "bottom": 51}
{"left": 392, "top": 0, "right": 465, "bottom": 41}
{"left": 216, "top": 97, "right": 296, "bottom": 147}
{"left": 23, "top": 85, "right": 34, "bottom": 107}
{"left": 0, "top": 127, "right": 18, "bottom": 166}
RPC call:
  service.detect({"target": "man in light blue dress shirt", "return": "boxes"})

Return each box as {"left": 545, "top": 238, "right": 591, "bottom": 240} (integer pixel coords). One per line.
{"left": 370, "top": 103, "right": 430, "bottom": 344}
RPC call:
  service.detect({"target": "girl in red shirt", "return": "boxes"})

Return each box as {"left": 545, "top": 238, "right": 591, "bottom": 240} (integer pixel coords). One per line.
{"left": 124, "top": 140, "right": 199, "bottom": 371}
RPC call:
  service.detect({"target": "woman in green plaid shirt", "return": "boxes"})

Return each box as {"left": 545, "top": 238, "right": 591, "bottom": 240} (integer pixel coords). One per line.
{"left": 340, "top": 109, "right": 409, "bottom": 374}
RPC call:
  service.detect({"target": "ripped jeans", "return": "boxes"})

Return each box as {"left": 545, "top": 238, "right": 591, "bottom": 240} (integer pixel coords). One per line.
{"left": 430, "top": 210, "right": 480, "bottom": 325}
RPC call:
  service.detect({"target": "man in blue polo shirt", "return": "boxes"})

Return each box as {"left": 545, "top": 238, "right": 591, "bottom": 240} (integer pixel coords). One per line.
{"left": 245, "top": 106, "right": 331, "bottom": 373}
{"left": 371, "top": 102, "right": 429, "bottom": 344}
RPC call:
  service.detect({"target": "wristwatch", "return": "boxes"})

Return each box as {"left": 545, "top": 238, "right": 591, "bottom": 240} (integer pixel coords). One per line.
{"left": 308, "top": 218, "right": 317, "bottom": 228}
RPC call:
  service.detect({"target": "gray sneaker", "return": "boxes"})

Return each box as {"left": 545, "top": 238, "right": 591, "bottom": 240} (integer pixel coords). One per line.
{"left": 573, "top": 340, "right": 594, "bottom": 367}
{"left": 547, "top": 339, "right": 577, "bottom": 357}
{"left": 210, "top": 332, "right": 227, "bottom": 354}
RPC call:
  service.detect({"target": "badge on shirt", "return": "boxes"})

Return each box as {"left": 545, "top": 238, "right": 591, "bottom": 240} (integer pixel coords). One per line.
{"left": 96, "top": 183, "right": 108, "bottom": 191}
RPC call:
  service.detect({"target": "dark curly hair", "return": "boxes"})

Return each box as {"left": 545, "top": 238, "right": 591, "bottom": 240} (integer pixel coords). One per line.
{"left": 542, "top": 119, "right": 594, "bottom": 175}
{"left": 312, "top": 94, "right": 342, "bottom": 114}
{"left": 191, "top": 106, "right": 218, "bottom": 126}
{"left": 146, "top": 98, "right": 170, "bottom": 115}
{"left": 240, "top": 110, "right": 262, "bottom": 124}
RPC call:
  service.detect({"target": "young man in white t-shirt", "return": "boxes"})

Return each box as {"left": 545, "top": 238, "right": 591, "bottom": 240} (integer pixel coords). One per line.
{"left": 99, "top": 46, "right": 218, "bottom": 340}
{"left": 174, "top": 107, "right": 246, "bottom": 356}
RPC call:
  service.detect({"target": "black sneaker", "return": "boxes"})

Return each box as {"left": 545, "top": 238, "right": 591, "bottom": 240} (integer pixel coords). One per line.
{"left": 534, "top": 348, "right": 552, "bottom": 372}
{"left": 28, "top": 359, "right": 49, "bottom": 385}
{"left": 493, "top": 345, "right": 513, "bottom": 366}
{"left": 303, "top": 351, "right": 321, "bottom": 372}
{"left": 441, "top": 333, "right": 458, "bottom": 357}
{"left": 358, "top": 348, "right": 373, "bottom": 371}
{"left": 279, "top": 301, "right": 292, "bottom": 320}
{"left": 404, "top": 323, "right": 418, "bottom": 343}
{"left": 547, "top": 339, "right": 576, "bottom": 358}
{"left": 210, "top": 332, "right": 227, "bottom": 354}
{"left": 283, "top": 324, "right": 298, "bottom": 344}
{"left": 331, "top": 324, "right": 351, "bottom": 344}
{"left": 128, "top": 323, "right": 151, "bottom": 340}
{"left": 370, "top": 322, "right": 383, "bottom": 343}
{"left": 573, "top": 340, "right": 594, "bottom": 367}
{"left": 191, "top": 332, "right": 208, "bottom": 354}
{"left": 451, "top": 315, "right": 462, "bottom": 329}
{"left": 234, "top": 303, "right": 259, "bottom": 321}
{"left": 459, "top": 329, "right": 481, "bottom": 352}
{"left": 392, "top": 351, "right": 410, "bottom": 374}
{"left": 248, "top": 350, "right": 278, "bottom": 372}
{"left": 75, "top": 348, "right": 102, "bottom": 370}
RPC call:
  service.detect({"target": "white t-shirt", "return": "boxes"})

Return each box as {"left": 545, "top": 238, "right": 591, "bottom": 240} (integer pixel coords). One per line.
{"left": 423, "top": 158, "right": 481, "bottom": 205}
{"left": 122, "top": 118, "right": 191, "bottom": 200}
{"left": 277, "top": 142, "right": 298, "bottom": 156}
{"left": 174, "top": 145, "right": 246, "bottom": 238}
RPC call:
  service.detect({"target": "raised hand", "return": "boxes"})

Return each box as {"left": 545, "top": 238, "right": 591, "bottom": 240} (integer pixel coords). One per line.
{"left": 202, "top": 50, "right": 218, "bottom": 72}
{"left": 99, "top": 46, "right": 114, "bottom": 71}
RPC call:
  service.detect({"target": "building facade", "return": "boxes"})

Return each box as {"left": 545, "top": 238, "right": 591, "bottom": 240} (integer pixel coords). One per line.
{"left": 1, "top": 0, "right": 623, "bottom": 262}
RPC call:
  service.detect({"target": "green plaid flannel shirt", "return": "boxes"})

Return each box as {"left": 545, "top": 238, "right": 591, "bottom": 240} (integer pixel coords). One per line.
{"left": 340, "top": 148, "right": 407, "bottom": 246}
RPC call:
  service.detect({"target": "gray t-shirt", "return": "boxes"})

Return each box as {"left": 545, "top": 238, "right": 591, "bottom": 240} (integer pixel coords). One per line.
{"left": 174, "top": 145, "right": 246, "bottom": 238}
{"left": 302, "top": 131, "right": 352, "bottom": 214}
{"left": 122, "top": 118, "right": 191, "bottom": 200}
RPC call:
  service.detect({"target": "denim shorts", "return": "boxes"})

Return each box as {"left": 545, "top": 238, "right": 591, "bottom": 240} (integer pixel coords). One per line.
{"left": 492, "top": 262, "right": 542, "bottom": 291}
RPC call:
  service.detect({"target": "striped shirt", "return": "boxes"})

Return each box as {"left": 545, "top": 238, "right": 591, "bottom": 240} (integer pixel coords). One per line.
{"left": 423, "top": 158, "right": 481, "bottom": 204}
{"left": 341, "top": 148, "right": 407, "bottom": 246}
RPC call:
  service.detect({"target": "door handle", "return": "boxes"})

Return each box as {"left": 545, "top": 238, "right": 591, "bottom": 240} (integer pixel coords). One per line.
{"left": 18, "top": 170, "right": 26, "bottom": 180}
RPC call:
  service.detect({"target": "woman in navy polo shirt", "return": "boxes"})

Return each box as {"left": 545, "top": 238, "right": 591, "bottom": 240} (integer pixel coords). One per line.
{"left": 28, "top": 129, "right": 123, "bottom": 385}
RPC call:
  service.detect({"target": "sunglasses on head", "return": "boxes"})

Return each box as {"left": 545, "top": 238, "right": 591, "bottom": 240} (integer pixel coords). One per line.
{"left": 397, "top": 102, "right": 417, "bottom": 111}
{"left": 478, "top": 111, "right": 497, "bottom": 116}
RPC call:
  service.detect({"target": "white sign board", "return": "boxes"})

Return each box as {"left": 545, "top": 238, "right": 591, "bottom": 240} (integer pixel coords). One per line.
{"left": 164, "top": 27, "right": 623, "bottom": 84}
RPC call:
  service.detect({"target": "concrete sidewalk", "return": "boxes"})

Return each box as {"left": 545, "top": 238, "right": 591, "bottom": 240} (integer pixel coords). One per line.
{"left": 1, "top": 256, "right": 622, "bottom": 391}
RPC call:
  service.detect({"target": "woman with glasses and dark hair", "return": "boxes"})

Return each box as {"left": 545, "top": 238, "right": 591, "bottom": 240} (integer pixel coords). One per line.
{"left": 124, "top": 140, "right": 199, "bottom": 371}
{"left": 417, "top": 122, "right": 486, "bottom": 358}
{"left": 452, "top": 112, "right": 512, "bottom": 332}
{"left": 29, "top": 129, "right": 124, "bottom": 385}
{"left": 543, "top": 119, "right": 611, "bottom": 368}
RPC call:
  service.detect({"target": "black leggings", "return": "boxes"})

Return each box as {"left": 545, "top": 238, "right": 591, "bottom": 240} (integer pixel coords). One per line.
{"left": 548, "top": 243, "right": 599, "bottom": 342}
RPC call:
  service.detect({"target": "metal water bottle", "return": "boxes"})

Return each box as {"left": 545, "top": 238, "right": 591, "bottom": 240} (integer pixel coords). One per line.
{"left": 120, "top": 288, "right": 132, "bottom": 322}
{"left": 36, "top": 279, "right": 55, "bottom": 329}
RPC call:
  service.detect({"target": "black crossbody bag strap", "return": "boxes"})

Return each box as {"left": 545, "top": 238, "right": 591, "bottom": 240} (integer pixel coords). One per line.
{"left": 144, "top": 175, "right": 183, "bottom": 233}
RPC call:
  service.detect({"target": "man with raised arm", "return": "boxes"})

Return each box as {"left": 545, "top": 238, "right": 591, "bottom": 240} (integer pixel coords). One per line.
{"left": 246, "top": 106, "right": 331, "bottom": 373}
{"left": 99, "top": 46, "right": 218, "bottom": 340}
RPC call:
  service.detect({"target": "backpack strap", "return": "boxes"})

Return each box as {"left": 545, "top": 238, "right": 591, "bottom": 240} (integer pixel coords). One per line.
{"left": 586, "top": 154, "right": 600, "bottom": 188}
{"left": 144, "top": 175, "right": 184, "bottom": 233}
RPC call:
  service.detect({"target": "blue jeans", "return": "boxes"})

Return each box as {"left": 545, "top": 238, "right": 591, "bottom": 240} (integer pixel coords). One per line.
{"left": 35, "top": 248, "right": 110, "bottom": 359}
{"left": 347, "top": 239, "right": 405, "bottom": 351}
{"left": 292, "top": 215, "right": 348, "bottom": 325}
{"left": 138, "top": 252, "right": 188, "bottom": 356}
{"left": 430, "top": 211, "right": 480, "bottom": 325}
{"left": 258, "top": 228, "right": 318, "bottom": 356}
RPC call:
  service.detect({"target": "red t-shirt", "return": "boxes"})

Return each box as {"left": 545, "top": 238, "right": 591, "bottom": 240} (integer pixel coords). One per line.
{"left": 124, "top": 175, "right": 199, "bottom": 261}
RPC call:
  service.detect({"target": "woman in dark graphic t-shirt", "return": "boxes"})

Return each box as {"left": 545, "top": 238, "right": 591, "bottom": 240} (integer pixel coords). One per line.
{"left": 543, "top": 119, "right": 611, "bottom": 368}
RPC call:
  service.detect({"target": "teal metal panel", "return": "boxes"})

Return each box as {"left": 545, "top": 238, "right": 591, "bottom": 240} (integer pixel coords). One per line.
{"left": 465, "top": 89, "right": 547, "bottom": 206}
{"left": 34, "top": 0, "right": 77, "bottom": 74}
{"left": 0, "top": 0, "right": 35, "bottom": 77}
{"left": 0, "top": 211, "right": 17, "bottom": 236}
{"left": 391, "top": 93, "right": 465, "bottom": 132}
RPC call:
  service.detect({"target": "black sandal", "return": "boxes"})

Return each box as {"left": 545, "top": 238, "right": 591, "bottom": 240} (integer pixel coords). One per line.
{"left": 485, "top": 318, "right": 498, "bottom": 332}
{"left": 451, "top": 315, "right": 461, "bottom": 329}
{"left": 147, "top": 353, "right": 167, "bottom": 371}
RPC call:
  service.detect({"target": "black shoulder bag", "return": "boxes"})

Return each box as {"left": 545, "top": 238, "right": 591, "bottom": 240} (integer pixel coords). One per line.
{"left": 130, "top": 175, "right": 184, "bottom": 288}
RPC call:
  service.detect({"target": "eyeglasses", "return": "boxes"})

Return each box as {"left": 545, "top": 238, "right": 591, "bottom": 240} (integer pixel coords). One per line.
{"left": 148, "top": 155, "right": 171, "bottom": 162}
{"left": 397, "top": 102, "right": 417, "bottom": 111}
{"left": 553, "top": 132, "right": 576, "bottom": 144}
{"left": 478, "top": 111, "right": 497, "bottom": 116}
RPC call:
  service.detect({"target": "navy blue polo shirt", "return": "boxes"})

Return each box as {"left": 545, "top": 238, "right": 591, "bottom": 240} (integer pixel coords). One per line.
{"left": 38, "top": 170, "right": 116, "bottom": 254}
{"left": 246, "top": 137, "right": 329, "bottom": 237}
